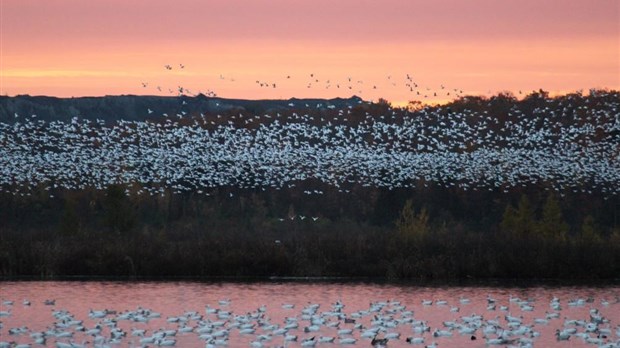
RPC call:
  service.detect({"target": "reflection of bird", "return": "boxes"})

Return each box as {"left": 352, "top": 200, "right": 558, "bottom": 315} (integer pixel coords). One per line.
{"left": 371, "top": 335, "right": 388, "bottom": 347}
{"left": 406, "top": 337, "right": 425, "bottom": 344}
{"left": 301, "top": 336, "right": 316, "bottom": 346}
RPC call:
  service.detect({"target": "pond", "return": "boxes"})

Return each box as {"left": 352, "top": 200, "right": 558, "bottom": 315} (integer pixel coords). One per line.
{"left": 0, "top": 280, "right": 618, "bottom": 347}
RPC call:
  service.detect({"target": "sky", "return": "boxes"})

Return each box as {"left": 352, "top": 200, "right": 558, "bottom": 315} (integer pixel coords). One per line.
{"left": 1, "top": 0, "right": 618, "bottom": 105}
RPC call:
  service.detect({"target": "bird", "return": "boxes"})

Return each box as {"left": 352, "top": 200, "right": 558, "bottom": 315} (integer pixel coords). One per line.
{"left": 371, "top": 335, "right": 389, "bottom": 347}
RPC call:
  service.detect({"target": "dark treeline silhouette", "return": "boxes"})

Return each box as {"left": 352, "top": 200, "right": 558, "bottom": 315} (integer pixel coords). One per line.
{"left": 0, "top": 94, "right": 364, "bottom": 124}
{"left": 1, "top": 89, "right": 618, "bottom": 279}
{"left": 1, "top": 182, "right": 618, "bottom": 279}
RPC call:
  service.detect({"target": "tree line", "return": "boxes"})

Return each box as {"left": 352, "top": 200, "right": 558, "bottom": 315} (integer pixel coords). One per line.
{"left": 0, "top": 182, "right": 618, "bottom": 279}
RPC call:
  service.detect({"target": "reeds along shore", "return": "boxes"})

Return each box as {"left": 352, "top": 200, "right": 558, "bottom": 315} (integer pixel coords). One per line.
{"left": 0, "top": 183, "right": 618, "bottom": 279}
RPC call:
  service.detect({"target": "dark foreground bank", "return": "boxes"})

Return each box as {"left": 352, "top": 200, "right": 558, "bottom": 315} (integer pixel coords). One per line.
{"left": 1, "top": 184, "right": 618, "bottom": 279}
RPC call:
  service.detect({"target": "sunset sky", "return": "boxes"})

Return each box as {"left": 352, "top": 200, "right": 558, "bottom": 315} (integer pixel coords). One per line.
{"left": 1, "top": 0, "right": 618, "bottom": 105}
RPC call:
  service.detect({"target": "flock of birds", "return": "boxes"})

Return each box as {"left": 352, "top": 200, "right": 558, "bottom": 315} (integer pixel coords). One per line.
{"left": 145, "top": 65, "right": 471, "bottom": 101}
{"left": 0, "top": 91, "right": 618, "bottom": 198}
{"left": 1, "top": 293, "right": 619, "bottom": 347}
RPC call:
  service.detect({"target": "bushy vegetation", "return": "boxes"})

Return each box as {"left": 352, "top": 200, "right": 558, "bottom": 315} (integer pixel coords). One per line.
{"left": 1, "top": 182, "right": 618, "bottom": 279}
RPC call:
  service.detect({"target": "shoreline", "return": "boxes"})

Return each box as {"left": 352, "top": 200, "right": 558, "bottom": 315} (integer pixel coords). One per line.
{"left": 2, "top": 275, "right": 619, "bottom": 287}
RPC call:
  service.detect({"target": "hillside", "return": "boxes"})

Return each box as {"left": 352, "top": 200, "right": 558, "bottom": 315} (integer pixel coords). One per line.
{"left": 0, "top": 94, "right": 364, "bottom": 124}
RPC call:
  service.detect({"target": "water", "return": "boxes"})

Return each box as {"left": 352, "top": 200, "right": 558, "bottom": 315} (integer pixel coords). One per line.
{"left": 1, "top": 280, "right": 618, "bottom": 347}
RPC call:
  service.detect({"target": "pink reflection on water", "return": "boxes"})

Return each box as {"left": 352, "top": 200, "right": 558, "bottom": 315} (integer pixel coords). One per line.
{"left": 0, "top": 281, "right": 618, "bottom": 347}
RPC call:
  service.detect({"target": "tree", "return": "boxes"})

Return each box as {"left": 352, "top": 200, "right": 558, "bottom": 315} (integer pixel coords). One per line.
{"left": 407, "top": 100, "right": 423, "bottom": 112}
{"left": 515, "top": 195, "right": 535, "bottom": 238}
{"left": 388, "top": 200, "right": 431, "bottom": 278}
{"left": 104, "top": 184, "right": 135, "bottom": 235}
{"left": 396, "top": 200, "right": 429, "bottom": 243}
{"left": 538, "top": 193, "right": 568, "bottom": 241}
{"left": 59, "top": 198, "right": 80, "bottom": 237}
{"left": 524, "top": 89, "right": 550, "bottom": 101}
{"left": 581, "top": 215, "right": 601, "bottom": 243}
{"left": 500, "top": 204, "right": 518, "bottom": 236}
{"left": 501, "top": 195, "right": 535, "bottom": 238}
{"left": 376, "top": 98, "right": 392, "bottom": 108}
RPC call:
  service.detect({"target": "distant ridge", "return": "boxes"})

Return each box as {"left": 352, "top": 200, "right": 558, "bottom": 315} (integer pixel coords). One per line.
{"left": 0, "top": 94, "right": 365, "bottom": 124}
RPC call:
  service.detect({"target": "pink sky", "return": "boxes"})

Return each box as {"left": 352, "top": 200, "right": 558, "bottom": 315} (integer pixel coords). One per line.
{"left": 1, "top": 0, "right": 618, "bottom": 105}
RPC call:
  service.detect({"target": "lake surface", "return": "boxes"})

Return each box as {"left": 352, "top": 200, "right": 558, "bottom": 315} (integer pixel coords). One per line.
{"left": 0, "top": 280, "right": 618, "bottom": 347}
